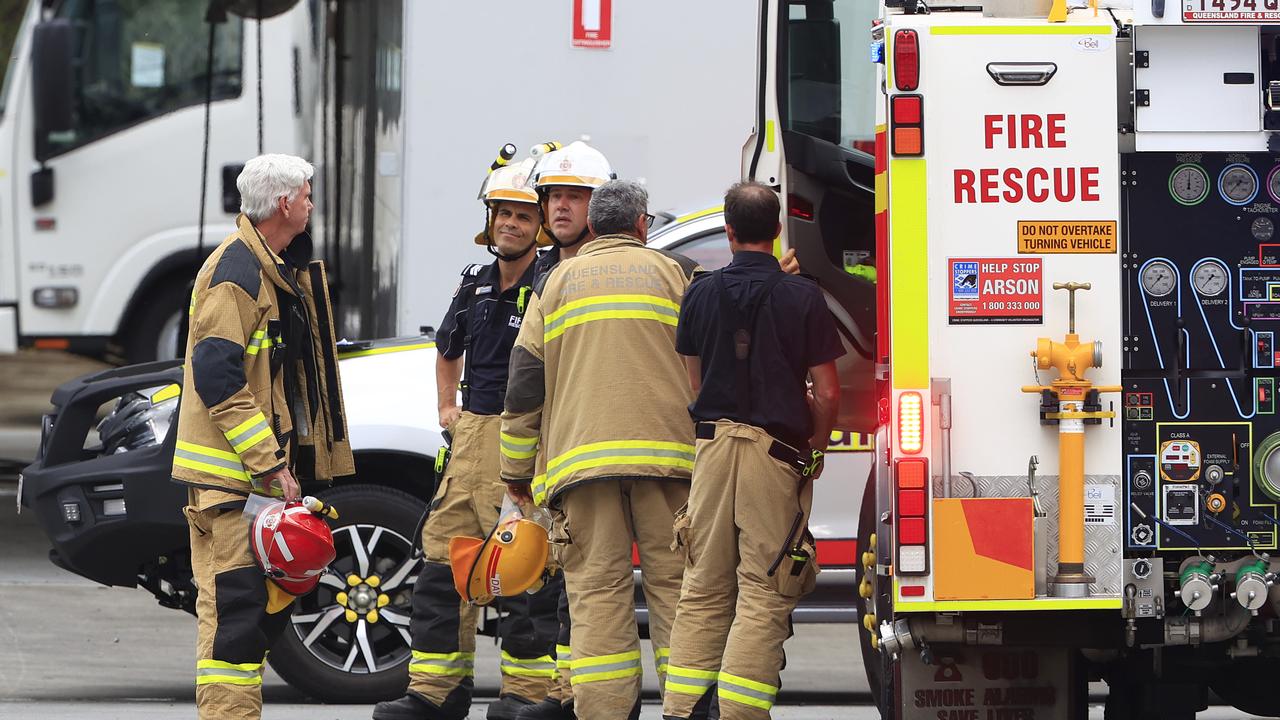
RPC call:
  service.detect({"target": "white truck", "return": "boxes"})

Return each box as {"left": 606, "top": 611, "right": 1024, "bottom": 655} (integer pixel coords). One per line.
{"left": 0, "top": 0, "right": 765, "bottom": 362}
{"left": 0, "top": 0, "right": 311, "bottom": 362}
{"left": 747, "top": 0, "right": 1280, "bottom": 716}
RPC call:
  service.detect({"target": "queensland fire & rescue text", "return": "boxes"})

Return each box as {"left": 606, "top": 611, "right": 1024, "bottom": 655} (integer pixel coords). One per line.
{"left": 954, "top": 114, "right": 1100, "bottom": 204}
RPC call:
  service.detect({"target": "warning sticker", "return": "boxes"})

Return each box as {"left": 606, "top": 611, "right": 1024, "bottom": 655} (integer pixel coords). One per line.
{"left": 1017, "top": 220, "right": 1116, "bottom": 254}
{"left": 949, "top": 258, "right": 1043, "bottom": 325}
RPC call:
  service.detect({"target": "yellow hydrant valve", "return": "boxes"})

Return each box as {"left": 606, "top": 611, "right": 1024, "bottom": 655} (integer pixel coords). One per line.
{"left": 1022, "top": 282, "right": 1119, "bottom": 599}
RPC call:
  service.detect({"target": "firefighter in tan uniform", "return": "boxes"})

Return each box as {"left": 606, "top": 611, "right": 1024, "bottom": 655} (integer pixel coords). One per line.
{"left": 173, "top": 154, "right": 354, "bottom": 720}
{"left": 373, "top": 160, "right": 559, "bottom": 720}
{"left": 516, "top": 139, "right": 616, "bottom": 720}
{"left": 502, "top": 180, "right": 699, "bottom": 720}
{"left": 662, "top": 182, "right": 843, "bottom": 720}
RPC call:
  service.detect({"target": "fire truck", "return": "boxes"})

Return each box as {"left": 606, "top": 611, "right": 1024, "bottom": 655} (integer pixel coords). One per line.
{"left": 748, "top": 0, "right": 1280, "bottom": 717}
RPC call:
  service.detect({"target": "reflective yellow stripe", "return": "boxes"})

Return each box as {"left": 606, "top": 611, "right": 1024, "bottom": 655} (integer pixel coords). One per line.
{"left": 174, "top": 441, "right": 250, "bottom": 482}
{"left": 500, "top": 432, "right": 539, "bottom": 460}
{"left": 409, "top": 650, "right": 475, "bottom": 676}
{"left": 532, "top": 473, "right": 549, "bottom": 506}
{"left": 931, "top": 24, "right": 1113, "bottom": 35}
{"left": 536, "top": 441, "right": 695, "bottom": 503}
{"left": 543, "top": 293, "right": 681, "bottom": 341}
{"left": 569, "top": 649, "right": 643, "bottom": 685}
{"left": 188, "top": 290, "right": 196, "bottom": 317}
{"left": 889, "top": 157, "right": 928, "bottom": 389}
{"left": 150, "top": 384, "right": 181, "bottom": 404}
{"left": 245, "top": 330, "right": 275, "bottom": 356}
{"left": 337, "top": 341, "right": 436, "bottom": 360}
{"left": 674, "top": 205, "right": 724, "bottom": 224}
{"left": 716, "top": 671, "right": 778, "bottom": 711}
{"left": 555, "top": 644, "right": 572, "bottom": 669}
{"left": 195, "top": 659, "right": 263, "bottom": 686}
{"left": 665, "top": 663, "right": 717, "bottom": 696}
{"left": 500, "top": 651, "right": 557, "bottom": 678}
{"left": 654, "top": 646, "right": 670, "bottom": 674}
{"left": 225, "top": 412, "right": 274, "bottom": 454}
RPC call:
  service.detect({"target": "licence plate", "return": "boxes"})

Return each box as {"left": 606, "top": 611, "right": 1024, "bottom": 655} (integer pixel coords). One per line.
{"left": 1183, "top": 0, "right": 1280, "bottom": 21}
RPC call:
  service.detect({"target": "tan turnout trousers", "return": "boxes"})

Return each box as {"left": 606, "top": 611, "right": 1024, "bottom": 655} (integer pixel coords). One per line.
{"left": 559, "top": 478, "right": 689, "bottom": 719}
{"left": 409, "top": 411, "right": 556, "bottom": 705}
{"left": 663, "top": 422, "right": 819, "bottom": 720}
{"left": 187, "top": 488, "right": 293, "bottom": 720}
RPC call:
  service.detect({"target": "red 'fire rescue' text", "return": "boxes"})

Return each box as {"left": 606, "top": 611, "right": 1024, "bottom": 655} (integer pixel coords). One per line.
{"left": 953, "top": 114, "right": 1100, "bottom": 204}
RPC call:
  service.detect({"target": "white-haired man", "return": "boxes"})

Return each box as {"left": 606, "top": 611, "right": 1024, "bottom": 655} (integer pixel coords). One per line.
{"left": 173, "top": 153, "right": 354, "bottom": 720}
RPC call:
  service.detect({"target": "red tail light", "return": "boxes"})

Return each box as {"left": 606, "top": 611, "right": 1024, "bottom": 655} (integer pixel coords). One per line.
{"left": 895, "top": 458, "right": 930, "bottom": 575}
{"left": 897, "top": 391, "right": 923, "bottom": 454}
{"left": 891, "top": 94, "right": 924, "bottom": 157}
{"left": 893, "top": 29, "right": 920, "bottom": 92}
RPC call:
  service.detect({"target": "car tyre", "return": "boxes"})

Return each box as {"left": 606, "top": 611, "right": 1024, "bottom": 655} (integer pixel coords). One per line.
{"left": 269, "top": 483, "right": 429, "bottom": 703}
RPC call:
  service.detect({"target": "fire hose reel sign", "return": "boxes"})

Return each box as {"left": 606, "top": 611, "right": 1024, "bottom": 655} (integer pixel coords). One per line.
{"left": 949, "top": 257, "right": 1043, "bottom": 325}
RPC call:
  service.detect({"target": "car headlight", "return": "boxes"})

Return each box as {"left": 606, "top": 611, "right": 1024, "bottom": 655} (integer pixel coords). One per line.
{"left": 97, "top": 384, "right": 180, "bottom": 455}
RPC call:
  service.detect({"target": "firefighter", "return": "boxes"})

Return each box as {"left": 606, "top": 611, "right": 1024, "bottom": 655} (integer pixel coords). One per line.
{"left": 514, "top": 138, "right": 615, "bottom": 720}
{"left": 662, "top": 182, "right": 843, "bottom": 720}
{"left": 173, "top": 154, "right": 354, "bottom": 720}
{"left": 502, "top": 179, "right": 699, "bottom": 720}
{"left": 372, "top": 160, "right": 559, "bottom": 720}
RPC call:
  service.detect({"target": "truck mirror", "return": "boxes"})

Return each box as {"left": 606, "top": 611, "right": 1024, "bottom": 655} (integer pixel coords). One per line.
{"left": 31, "top": 19, "right": 75, "bottom": 163}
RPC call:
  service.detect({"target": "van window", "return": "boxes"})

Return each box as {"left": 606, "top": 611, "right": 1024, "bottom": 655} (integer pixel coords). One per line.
{"left": 48, "top": 0, "right": 243, "bottom": 155}
{"left": 0, "top": 0, "right": 34, "bottom": 120}
{"left": 784, "top": 0, "right": 878, "bottom": 154}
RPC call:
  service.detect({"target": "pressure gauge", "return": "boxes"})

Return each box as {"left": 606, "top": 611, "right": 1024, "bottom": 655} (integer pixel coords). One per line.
{"left": 1169, "top": 164, "right": 1209, "bottom": 206}
{"left": 1268, "top": 166, "right": 1280, "bottom": 205}
{"left": 1193, "top": 263, "right": 1227, "bottom": 297}
{"left": 1141, "top": 260, "right": 1177, "bottom": 298}
{"left": 1253, "top": 217, "right": 1275, "bottom": 241}
{"left": 1219, "top": 164, "right": 1259, "bottom": 206}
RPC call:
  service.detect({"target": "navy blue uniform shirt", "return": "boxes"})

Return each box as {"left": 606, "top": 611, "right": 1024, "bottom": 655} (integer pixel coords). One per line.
{"left": 437, "top": 259, "right": 537, "bottom": 415}
{"left": 675, "top": 250, "right": 845, "bottom": 450}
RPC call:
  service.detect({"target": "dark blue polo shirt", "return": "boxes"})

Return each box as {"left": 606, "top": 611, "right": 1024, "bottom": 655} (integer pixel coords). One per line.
{"left": 675, "top": 250, "right": 845, "bottom": 450}
{"left": 437, "top": 259, "right": 537, "bottom": 415}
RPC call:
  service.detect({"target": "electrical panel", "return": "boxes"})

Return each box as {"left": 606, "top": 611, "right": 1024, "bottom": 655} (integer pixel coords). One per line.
{"left": 1122, "top": 152, "right": 1280, "bottom": 552}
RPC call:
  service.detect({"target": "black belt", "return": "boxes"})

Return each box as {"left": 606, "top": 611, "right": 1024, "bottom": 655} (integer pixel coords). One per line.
{"left": 695, "top": 421, "right": 823, "bottom": 478}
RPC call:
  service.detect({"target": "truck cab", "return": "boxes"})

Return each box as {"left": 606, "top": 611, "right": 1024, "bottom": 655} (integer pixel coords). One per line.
{"left": 0, "top": 0, "right": 309, "bottom": 362}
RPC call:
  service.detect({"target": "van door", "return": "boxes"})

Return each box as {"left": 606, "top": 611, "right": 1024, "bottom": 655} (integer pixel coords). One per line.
{"left": 745, "top": 0, "right": 880, "bottom": 433}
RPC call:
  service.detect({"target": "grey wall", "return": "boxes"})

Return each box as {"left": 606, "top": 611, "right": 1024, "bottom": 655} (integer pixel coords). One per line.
{"left": 399, "top": 0, "right": 758, "bottom": 334}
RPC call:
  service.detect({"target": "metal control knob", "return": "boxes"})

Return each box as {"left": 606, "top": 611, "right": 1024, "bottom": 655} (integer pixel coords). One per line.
{"left": 1205, "top": 464, "right": 1224, "bottom": 485}
{"left": 1133, "top": 470, "right": 1153, "bottom": 491}
{"left": 1133, "top": 559, "right": 1152, "bottom": 579}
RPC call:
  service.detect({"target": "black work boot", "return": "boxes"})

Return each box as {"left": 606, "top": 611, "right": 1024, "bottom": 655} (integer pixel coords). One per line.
{"left": 372, "top": 689, "right": 468, "bottom": 720}
{"left": 487, "top": 693, "right": 536, "bottom": 720}
{"left": 515, "top": 697, "right": 576, "bottom": 719}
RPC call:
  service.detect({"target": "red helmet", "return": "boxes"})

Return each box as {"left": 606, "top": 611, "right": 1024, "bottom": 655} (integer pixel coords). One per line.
{"left": 250, "top": 500, "right": 336, "bottom": 595}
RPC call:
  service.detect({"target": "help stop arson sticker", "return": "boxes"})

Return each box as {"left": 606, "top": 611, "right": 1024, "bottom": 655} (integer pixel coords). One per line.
{"left": 949, "top": 258, "right": 1043, "bottom": 325}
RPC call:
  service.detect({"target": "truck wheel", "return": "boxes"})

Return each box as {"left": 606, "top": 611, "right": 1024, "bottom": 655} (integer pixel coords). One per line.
{"left": 855, "top": 470, "right": 889, "bottom": 716}
{"left": 122, "top": 279, "right": 188, "bottom": 363}
{"left": 1209, "top": 659, "right": 1280, "bottom": 717}
{"left": 269, "top": 483, "right": 428, "bottom": 703}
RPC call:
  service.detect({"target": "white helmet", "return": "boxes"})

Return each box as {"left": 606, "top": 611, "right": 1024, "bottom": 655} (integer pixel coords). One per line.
{"left": 533, "top": 140, "right": 615, "bottom": 192}
{"left": 477, "top": 158, "right": 551, "bottom": 249}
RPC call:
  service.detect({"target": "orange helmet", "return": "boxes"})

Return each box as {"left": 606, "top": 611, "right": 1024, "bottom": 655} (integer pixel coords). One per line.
{"left": 449, "top": 515, "right": 549, "bottom": 606}
{"left": 250, "top": 500, "right": 336, "bottom": 596}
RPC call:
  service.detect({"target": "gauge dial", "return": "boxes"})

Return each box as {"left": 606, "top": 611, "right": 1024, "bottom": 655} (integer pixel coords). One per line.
{"left": 1219, "top": 164, "right": 1259, "bottom": 206}
{"left": 1269, "top": 167, "right": 1280, "bottom": 204}
{"left": 1169, "top": 164, "right": 1209, "bottom": 206}
{"left": 1141, "top": 260, "right": 1177, "bottom": 298}
{"left": 1193, "top": 263, "right": 1227, "bottom": 297}
{"left": 1253, "top": 217, "right": 1275, "bottom": 241}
